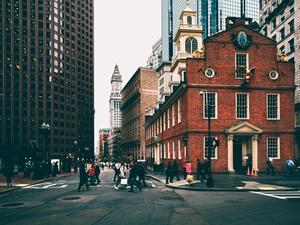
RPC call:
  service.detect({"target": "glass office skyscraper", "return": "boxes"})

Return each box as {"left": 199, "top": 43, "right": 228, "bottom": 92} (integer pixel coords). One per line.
{"left": 0, "top": 0, "right": 94, "bottom": 159}
{"left": 202, "top": 0, "right": 260, "bottom": 38}
{"left": 161, "top": 0, "right": 260, "bottom": 62}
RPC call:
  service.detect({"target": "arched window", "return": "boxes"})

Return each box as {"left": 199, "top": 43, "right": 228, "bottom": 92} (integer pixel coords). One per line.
{"left": 187, "top": 16, "right": 192, "bottom": 25}
{"left": 185, "top": 37, "right": 198, "bottom": 53}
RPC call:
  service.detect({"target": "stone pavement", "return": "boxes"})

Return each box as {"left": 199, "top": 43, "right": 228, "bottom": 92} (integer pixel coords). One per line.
{"left": 146, "top": 171, "right": 300, "bottom": 191}
{"left": 0, "top": 172, "right": 73, "bottom": 195}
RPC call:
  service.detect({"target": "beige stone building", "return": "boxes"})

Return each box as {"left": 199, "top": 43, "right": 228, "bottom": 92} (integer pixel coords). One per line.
{"left": 121, "top": 68, "right": 158, "bottom": 160}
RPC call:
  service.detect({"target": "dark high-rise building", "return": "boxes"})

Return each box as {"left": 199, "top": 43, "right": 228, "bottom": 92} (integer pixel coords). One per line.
{"left": 0, "top": 0, "right": 94, "bottom": 160}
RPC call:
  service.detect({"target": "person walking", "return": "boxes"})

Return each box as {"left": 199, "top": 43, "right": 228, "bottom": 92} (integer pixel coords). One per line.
{"left": 78, "top": 162, "right": 89, "bottom": 192}
{"left": 3, "top": 162, "right": 13, "bottom": 187}
{"left": 94, "top": 163, "right": 101, "bottom": 185}
{"left": 171, "top": 160, "right": 180, "bottom": 181}
{"left": 113, "top": 162, "right": 120, "bottom": 182}
{"left": 89, "top": 164, "right": 96, "bottom": 185}
{"left": 138, "top": 162, "right": 147, "bottom": 187}
{"left": 182, "top": 160, "right": 187, "bottom": 180}
{"left": 285, "top": 157, "right": 295, "bottom": 176}
{"left": 114, "top": 163, "right": 126, "bottom": 189}
{"left": 165, "top": 161, "right": 173, "bottom": 184}
{"left": 128, "top": 161, "right": 141, "bottom": 192}
{"left": 200, "top": 160, "right": 207, "bottom": 182}
{"left": 52, "top": 161, "right": 58, "bottom": 177}
{"left": 266, "top": 157, "right": 275, "bottom": 176}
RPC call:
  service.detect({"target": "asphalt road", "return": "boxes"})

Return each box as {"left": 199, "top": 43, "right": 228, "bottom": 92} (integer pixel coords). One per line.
{"left": 0, "top": 170, "right": 299, "bottom": 225}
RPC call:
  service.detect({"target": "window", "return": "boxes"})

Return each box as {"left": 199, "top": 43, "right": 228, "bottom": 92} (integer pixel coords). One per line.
{"left": 280, "top": 27, "right": 285, "bottom": 41}
{"left": 279, "top": 45, "right": 285, "bottom": 54}
{"left": 236, "top": 93, "right": 249, "bottom": 119}
{"left": 167, "top": 108, "right": 170, "bottom": 129}
{"left": 267, "top": 94, "right": 280, "bottom": 119}
{"left": 187, "top": 16, "right": 192, "bottom": 25}
{"left": 267, "top": 137, "right": 280, "bottom": 158}
{"left": 185, "top": 37, "right": 198, "bottom": 53}
{"left": 235, "top": 53, "right": 248, "bottom": 79}
{"left": 167, "top": 142, "right": 170, "bottom": 159}
{"left": 263, "top": 27, "right": 267, "bottom": 36}
{"left": 289, "top": 20, "right": 294, "bottom": 33}
{"left": 178, "top": 140, "right": 181, "bottom": 159}
{"left": 204, "top": 136, "right": 217, "bottom": 159}
{"left": 178, "top": 98, "right": 181, "bottom": 123}
{"left": 163, "top": 112, "right": 166, "bottom": 131}
{"left": 203, "top": 92, "right": 217, "bottom": 119}
{"left": 280, "top": 10, "right": 285, "bottom": 22}
{"left": 172, "top": 105, "right": 175, "bottom": 126}
{"left": 272, "top": 34, "right": 277, "bottom": 42}
{"left": 289, "top": 0, "right": 294, "bottom": 14}
{"left": 172, "top": 141, "right": 175, "bottom": 159}
{"left": 288, "top": 39, "right": 295, "bottom": 53}
{"left": 271, "top": 18, "right": 276, "bottom": 30}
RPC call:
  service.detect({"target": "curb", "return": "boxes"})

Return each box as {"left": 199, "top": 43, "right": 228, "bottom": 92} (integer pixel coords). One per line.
{"left": 0, "top": 173, "right": 74, "bottom": 196}
{"left": 146, "top": 175, "right": 297, "bottom": 192}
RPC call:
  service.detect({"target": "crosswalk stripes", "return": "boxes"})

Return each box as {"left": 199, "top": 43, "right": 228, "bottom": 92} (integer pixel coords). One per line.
{"left": 250, "top": 190, "right": 300, "bottom": 200}
{"left": 24, "top": 182, "right": 69, "bottom": 189}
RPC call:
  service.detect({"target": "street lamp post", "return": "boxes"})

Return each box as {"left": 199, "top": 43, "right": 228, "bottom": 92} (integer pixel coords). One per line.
{"left": 200, "top": 91, "right": 214, "bottom": 187}
{"left": 41, "top": 122, "right": 50, "bottom": 161}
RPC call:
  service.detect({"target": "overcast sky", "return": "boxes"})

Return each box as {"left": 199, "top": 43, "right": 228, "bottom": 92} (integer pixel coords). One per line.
{"left": 94, "top": 0, "right": 161, "bottom": 145}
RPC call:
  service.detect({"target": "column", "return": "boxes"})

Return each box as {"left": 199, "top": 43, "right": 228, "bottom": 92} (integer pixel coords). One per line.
{"left": 227, "top": 135, "right": 234, "bottom": 172}
{"left": 252, "top": 135, "right": 258, "bottom": 171}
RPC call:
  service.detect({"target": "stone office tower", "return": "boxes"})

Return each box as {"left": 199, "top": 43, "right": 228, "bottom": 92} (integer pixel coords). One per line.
{"left": 0, "top": 0, "right": 94, "bottom": 159}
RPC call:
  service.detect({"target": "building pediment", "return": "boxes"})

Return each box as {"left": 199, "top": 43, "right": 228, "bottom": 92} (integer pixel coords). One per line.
{"left": 226, "top": 121, "right": 263, "bottom": 134}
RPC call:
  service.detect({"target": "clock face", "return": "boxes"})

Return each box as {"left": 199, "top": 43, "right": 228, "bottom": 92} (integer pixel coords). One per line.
{"left": 237, "top": 31, "right": 248, "bottom": 47}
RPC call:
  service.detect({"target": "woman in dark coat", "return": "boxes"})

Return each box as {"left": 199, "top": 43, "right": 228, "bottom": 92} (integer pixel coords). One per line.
{"left": 4, "top": 162, "right": 14, "bottom": 187}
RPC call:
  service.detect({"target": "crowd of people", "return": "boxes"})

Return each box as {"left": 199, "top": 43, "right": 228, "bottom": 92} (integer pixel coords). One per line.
{"left": 77, "top": 160, "right": 147, "bottom": 192}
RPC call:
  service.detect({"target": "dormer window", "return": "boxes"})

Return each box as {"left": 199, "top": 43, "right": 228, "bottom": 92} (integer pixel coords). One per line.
{"left": 185, "top": 37, "right": 198, "bottom": 53}
{"left": 187, "top": 16, "right": 192, "bottom": 25}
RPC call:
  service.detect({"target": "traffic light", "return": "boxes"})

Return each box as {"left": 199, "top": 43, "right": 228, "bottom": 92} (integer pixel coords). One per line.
{"left": 212, "top": 138, "right": 220, "bottom": 147}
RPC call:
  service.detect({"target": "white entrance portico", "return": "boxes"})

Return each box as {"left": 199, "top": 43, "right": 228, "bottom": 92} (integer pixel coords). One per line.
{"left": 226, "top": 122, "right": 263, "bottom": 173}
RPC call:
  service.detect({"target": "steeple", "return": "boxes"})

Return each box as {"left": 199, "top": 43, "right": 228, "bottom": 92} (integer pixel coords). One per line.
{"left": 111, "top": 64, "right": 122, "bottom": 82}
{"left": 183, "top": 0, "right": 193, "bottom": 12}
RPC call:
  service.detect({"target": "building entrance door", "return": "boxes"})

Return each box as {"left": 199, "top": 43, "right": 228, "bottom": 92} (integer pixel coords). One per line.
{"left": 233, "top": 142, "right": 243, "bottom": 172}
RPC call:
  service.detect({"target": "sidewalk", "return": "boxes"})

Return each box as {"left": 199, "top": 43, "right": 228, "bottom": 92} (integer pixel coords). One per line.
{"left": 0, "top": 172, "right": 73, "bottom": 195}
{"left": 146, "top": 172, "right": 300, "bottom": 191}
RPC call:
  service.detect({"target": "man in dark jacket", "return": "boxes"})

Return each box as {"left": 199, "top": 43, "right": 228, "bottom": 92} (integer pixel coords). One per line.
{"left": 171, "top": 160, "right": 180, "bottom": 181}
{"left": 128, "top": 161, "right": 142, "bottom": 192}
{"left": 94, "top": 163, "right": 101, "bottom": 185}
{"left": 4, "top": 162, "right": 13, "bottom": 187}
{"left": 78, "top": 161, "right": 89, "bottom": 192}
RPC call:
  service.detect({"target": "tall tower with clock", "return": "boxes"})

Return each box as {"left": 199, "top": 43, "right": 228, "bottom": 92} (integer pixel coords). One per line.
{"left": 109, "top": 65, "right": 122, "bottom": 130}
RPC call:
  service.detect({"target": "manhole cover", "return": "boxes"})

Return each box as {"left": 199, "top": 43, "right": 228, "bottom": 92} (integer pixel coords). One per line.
{"left": 2, "top": 202, "right": 24, "bottom": 207}
{"left": 62, "top": 197, "right": 81, "bottom": 201}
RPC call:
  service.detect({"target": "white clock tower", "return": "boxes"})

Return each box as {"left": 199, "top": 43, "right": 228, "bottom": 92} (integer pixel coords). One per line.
{"left": 109, "top": 65, "right": 122, "bottom": 130}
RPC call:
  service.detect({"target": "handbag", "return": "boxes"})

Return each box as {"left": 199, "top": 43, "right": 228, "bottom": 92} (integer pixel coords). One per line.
{"left": 186, "top": 174, "right": 194, "bottom": 183}
{"left": 120, "top": 178, "right": 127, "bottom": 185}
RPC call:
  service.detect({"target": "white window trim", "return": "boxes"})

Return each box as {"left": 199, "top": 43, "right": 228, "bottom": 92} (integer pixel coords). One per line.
{"left": 266, "top": 93, "right": 280, "bottom": 120}
{"left": 236, "top": 93, "right": 250, "bottom": 119}
{"left": 172, "top": 105, "right": 175, "bottom": 126}
{"left": 167, "top": 142, "right": 170, "bottom": 159}
{"left": 178, "top": 140, "right": 181, "bottom": 159}
{"left": 167, "top": 109, "right": 170, "bottom": 129}
{"left": 178, "top": 98, "right": 182, "bottom": 123}
{"left": 203, "top": 136, "right": 218, "bottom": 160}
{"left": 202, "top": 92, "right": 218, "bottom": 119}
{"left": 267, "top": 137, "right": 280, "bottom": 159}
{"left": 172, "top": 141, "right": 176, "bottom": 159}
{"left": 235, "top": 53, "right": 249, "bottom": 79}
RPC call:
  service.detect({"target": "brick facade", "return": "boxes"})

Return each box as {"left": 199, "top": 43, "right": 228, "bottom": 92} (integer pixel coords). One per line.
{"left": 121, "top": 68, "right": 158, "bottom": 160}
{"left": 145, "top": 18, "right": 295, "bottom": 174}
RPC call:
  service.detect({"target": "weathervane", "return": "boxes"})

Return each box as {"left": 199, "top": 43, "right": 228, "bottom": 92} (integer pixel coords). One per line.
{"left": 186, "top": 0, "right": 190, "bottom": 7}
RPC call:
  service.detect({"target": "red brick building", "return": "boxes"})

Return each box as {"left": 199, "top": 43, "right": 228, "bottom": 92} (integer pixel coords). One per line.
{"left": 145, "top": 18, "right": 295, "bottom": 173}
{"left": 121, "top": 68, "right": 158, "bottom": 160}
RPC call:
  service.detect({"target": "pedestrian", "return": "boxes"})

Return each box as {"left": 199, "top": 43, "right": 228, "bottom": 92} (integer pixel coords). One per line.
{"left": 246, "top": 153, "right": 252, "bottom": 175}
{"left": 199, "top": 160, "right": 207, "bottom": 182}
{"left": 183, "top": 160, "right": 187, "bottom": 180}
{"left": 185, "top": 160, "right": 192, "bottom": 175}
{"left": 114, "top": 163, "right": 126, "bottom": 189}
{"left": 94, "top": 163, "right": 101, "bottom": 185}
{"left": 24, "top": 161, "right": 32, "bottom": 178}
{"left": 3, "top": 162, "right": 13, "bottom": 187}
{"left": 89, "top": 164, "right": 96, "bottom": 185}
{"left": 128, "top": 161, "right": 142, "bottom": 192}
{"left": 78, "top": 161, "right": 89, "bottom": 192}
{"left": 285, "top": 157, "right": 295, "bottom": 176}
{"left": 138, "top": 162, "right": 147, "bottom": 187}
{"left": 165, "top": 161, "right": 173, "bottom": 184}
{"left": 52, "top": 161, "right": 58, "bottom": 177}
{"left": 266, "top": 157, "right": 275, "bottom": 175}
{"left": 171, "top": 160, "right": 180, "bottom": 181}
{"left": 113, "top": 162, "right": 120, "bottom": 182}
